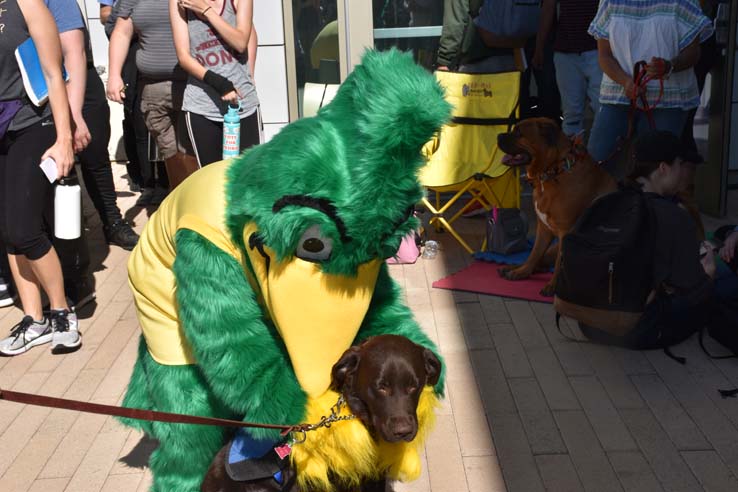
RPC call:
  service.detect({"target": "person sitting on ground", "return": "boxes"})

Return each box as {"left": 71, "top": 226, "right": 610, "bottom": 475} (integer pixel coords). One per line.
{"left": 587, "top": 0, "right": 714, "bottom": 169}
{"left": 622, "top": 130, "right": 714, "bottom": 347}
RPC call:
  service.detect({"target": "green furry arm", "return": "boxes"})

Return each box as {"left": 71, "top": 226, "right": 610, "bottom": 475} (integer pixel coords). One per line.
{"left": 173, "top": 228, "right": 307, "bottom": 439}
{"left": 356, "top": 265, "right": 446, "bottom": 395}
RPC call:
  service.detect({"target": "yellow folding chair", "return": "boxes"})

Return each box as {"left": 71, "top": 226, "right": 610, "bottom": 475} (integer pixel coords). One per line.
{"left": 420, "top": 70, "right": 521, "bottom": 254}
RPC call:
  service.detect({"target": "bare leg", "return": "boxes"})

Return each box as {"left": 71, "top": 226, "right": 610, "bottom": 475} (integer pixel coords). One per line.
{"left": 8, "top": 249, "right": 69, "bottom": 318}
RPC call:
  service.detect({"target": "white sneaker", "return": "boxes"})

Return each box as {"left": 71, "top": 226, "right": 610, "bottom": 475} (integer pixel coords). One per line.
{"left": 0, "top": 283, "right": 14, "bottom": 308}
{"left": 0, "top": 316, "right": 52, "bottom": 355}
{"left": 50, "top": 309, "right": 81, "bottom": 354}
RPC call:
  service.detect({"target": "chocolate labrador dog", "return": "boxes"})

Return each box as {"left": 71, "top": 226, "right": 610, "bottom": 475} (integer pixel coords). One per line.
{"left": 497, "top": 118, "right": 617, "bottom": 296}
{"left": 201, "top": 335, "right": 442, "bottom": 492}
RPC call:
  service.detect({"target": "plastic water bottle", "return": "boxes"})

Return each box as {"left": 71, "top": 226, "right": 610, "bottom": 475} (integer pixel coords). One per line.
{"left": 222, "top": 103, "right": 241, "bottom": 159}
{"left": 422, "top": 240, "right": 439, "bottom": 259}
{"left": 55, "top": 171, "right": 81, "bottom": 239}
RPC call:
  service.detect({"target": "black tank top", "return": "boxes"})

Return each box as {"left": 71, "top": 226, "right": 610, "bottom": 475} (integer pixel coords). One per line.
{"left": 0, "top": 0, "right": 31, "bottom": 103}
{"left": 0, "top": 0, "right": 51, "bottom": 130}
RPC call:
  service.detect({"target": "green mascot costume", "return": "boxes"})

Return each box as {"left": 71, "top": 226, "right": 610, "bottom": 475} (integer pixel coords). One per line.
{"left": 124, "top": 49, "right": 451, "bottom": 491}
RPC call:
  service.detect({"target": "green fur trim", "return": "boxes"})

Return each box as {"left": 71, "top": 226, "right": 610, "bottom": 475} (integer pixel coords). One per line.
{"left": 225, "top": 49, "right": 451, "bottom": 276}
{"left": 173, "top": 228, "right": 307, "bottom": 440}
{"left": 356, "top": 264, "right": 446, "bottom": 396}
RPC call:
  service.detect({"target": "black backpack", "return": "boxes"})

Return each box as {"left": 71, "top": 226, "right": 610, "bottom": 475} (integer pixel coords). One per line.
{"left": 554, "top": 188, "right": 656, "bottom": 343}
{"left": 555, "top": 189, "right": 706, "bottom": 354}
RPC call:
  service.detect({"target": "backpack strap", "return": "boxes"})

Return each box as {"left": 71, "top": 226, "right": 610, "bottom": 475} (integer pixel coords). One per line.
{"left": 662, "top": 347, "right": 686, "bottom": 365}
{"left": 698, "top": 325, "right": 737, "bottom": 360}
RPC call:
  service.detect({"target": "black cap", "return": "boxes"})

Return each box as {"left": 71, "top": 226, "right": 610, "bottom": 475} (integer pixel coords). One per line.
{"left": 633, "top": 130, "right": 689, "bottom": 164}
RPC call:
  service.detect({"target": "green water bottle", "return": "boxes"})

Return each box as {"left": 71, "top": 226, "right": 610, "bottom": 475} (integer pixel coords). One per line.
{"left": 222, "top": 103, "right": 241, "bottom": 159}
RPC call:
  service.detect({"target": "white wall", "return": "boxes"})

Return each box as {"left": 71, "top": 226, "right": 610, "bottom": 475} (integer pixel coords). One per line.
{"left": 78, "top": 0, "right": 290, "bottom": 145}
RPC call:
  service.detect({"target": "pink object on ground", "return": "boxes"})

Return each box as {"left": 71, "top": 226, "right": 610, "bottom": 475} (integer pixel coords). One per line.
{"left": 432, "top": 261, "right": 554, "bottom": 304}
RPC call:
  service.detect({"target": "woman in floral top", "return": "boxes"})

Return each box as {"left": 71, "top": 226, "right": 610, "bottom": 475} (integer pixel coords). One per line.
{"left": 586, "top": 0, "right": 713, "bottom": 168}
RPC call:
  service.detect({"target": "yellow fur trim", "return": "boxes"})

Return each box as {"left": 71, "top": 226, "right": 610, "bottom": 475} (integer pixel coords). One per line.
{"left": 291, "top": 387, "right": 439, "bottom": 491}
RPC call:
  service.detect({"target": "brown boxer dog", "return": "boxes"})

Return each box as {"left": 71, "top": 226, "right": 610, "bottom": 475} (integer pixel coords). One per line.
{"left": 496, "top": 118, "right": 617, "bottom": 296}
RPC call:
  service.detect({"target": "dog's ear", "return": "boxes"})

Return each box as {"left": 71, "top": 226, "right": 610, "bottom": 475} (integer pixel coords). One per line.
{"left": 423, "top": 348, "right": 442, "bottom": 387}
{"left": 331, "top": 346, "right": 361, "bottom": 392}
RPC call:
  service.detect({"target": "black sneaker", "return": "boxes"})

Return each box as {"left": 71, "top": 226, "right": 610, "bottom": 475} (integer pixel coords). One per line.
{"left": 104, "top": 219, "right": 139, "bottom": 251}
{"left": 136, "top": 188, "right": 157, "bottom": 207}
{"left": 0, "top": 283, "right": 14, "bottom": 308}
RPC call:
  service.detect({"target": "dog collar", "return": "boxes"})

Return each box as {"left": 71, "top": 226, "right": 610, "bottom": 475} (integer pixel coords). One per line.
{"left": 535, "top": 155, "right": 576, "bottom": 184}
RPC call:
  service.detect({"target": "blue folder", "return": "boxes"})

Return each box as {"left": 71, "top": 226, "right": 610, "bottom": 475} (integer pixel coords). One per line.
{"left": 14, "top": 37, "right": 69, "bottom": 107}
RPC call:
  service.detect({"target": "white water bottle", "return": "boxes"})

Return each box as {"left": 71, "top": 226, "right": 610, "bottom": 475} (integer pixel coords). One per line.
{"left": 55, "top": 172, "right": 81, "bottom": 239}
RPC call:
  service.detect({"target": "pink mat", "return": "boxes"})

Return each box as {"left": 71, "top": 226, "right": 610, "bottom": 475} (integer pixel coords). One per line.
{"left": 432, "top": 261, "right": 554, "bottom": 304}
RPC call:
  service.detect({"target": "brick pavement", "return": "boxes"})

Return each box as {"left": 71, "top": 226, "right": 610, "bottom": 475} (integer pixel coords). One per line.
{"left": 0, "top": 164, "right": 737, "bottom": 491}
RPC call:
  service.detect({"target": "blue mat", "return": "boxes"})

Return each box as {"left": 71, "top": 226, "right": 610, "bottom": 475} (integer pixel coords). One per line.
{"left": 473, "top": 239, "right": 556, "bottom": 271}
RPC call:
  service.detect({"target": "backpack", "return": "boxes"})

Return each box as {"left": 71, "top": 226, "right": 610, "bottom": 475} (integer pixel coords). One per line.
{"left": 486, "top": 208, "right": 529, "bottom": 255}
{"left": 554, "top": 188, "right": 664, "bottom": 344}
{"left": 474, "top": 0, "right": 541, "bottom": 40}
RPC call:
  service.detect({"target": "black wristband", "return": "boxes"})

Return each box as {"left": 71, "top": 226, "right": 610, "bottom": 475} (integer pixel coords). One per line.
{"left": 203, "top": 70, "right": 236, "bottom": 96}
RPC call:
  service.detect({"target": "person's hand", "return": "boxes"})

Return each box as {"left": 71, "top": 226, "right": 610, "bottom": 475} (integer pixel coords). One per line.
{"left": 72, "top": 115, "right": 91, "bottom": 153}
{"left": 647, "top": 57, "right": 672, "bottom": 79}
{"left": 42, "top": 137, "right": 75, "bottom": 179}
{"left": 700, "top": 241, "right": 717, "bottom": 279}
{"left": 720, "top": 231, "right": 738, "bottom": 264}
{"left": 623, "top": 78, "right": 645, "bottom": 100}
{"left": 221, "top": 89, "right": 240, "bottom": 105}
{"left": 436, "top": 65, "right": 449, "bottom": 72}
{"left": 178, "top": 0, "right": 213, "bottom": 18}
{"left": 106, "top": 75, "right": 127, "bottom": 104}
{"left": 531, "top": 47, "right": 544, "bottom": 70}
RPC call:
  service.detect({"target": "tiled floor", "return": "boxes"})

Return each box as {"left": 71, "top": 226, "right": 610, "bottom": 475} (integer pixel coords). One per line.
{"left": 0, "top": 163, "right": 737, "bottom": 492}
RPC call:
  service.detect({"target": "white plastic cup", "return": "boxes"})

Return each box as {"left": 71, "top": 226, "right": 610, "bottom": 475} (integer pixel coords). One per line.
{"left": 422, "top": 240, "right": 439, "bottom": 259}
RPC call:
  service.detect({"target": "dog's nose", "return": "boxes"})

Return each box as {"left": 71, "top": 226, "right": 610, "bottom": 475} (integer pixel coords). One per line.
{"left": 388, "top": 416, "right": 416, "bottom": 441}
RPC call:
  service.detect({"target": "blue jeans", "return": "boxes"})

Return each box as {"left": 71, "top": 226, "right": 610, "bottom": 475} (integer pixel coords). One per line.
{"left": 587, "top": 104, "right": 689, "bottom": 163}
{"left": 554, "top": 50, "right": 602, "bottom": 136}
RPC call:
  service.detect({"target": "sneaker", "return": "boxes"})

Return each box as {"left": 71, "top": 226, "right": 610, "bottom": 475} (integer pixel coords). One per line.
{"left": 135, "top": 187, "right": 157, "bottom": 207}
{"left": 104, "top": 219, "right": 139, "bottom": 251}
{"left": 50, "top": 309, "right": 82, "bottom": 354}
{"left": 0, "top": 316, "right": 52, "bottom": 355}
{"left": 0, "top": 283, "right": 14, "bottom": 308}
{"left": 150, "top": 187, "right": 169, "bottom": 206}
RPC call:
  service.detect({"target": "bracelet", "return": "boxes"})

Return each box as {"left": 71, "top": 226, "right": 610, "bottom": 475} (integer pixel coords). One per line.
{"left": 202, "top": 6, "right": 212, "bottom": 16}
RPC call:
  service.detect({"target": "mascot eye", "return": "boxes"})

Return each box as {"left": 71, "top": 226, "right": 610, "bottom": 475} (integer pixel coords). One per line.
{"left": 296, "top": 225, "right": 333, "bottom": 261}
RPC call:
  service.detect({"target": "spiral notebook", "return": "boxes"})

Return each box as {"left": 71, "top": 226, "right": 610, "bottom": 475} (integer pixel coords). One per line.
{"left": 15, "top": 37, "right": 69, "bottom": 107}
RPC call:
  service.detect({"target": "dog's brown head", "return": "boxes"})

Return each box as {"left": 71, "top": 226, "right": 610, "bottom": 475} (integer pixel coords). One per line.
{"left": 497, "top": 118, "right": 571, "bottom": 175}
{"left": 330, "top": 335, "right": 442, "bottom": 443}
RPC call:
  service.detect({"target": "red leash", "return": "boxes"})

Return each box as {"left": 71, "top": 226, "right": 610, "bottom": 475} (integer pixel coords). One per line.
{"left": 629, "top": 60, "right": 665, "bottom": 133}
{"left": 0, "top": 388, "right": 297, "bottom": 435}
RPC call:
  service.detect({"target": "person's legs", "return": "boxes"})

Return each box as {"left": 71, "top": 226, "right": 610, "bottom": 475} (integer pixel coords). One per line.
{"left": 239, "top": 107, "right": 262, "bottom": 150}
{"left": 527, "top": 36, "right": 561, "bottom": 122}
{"left": 582, "top": 50, "right": 603, "bottom": 117}
{"left": 77, "top": 68, "right": 139, "bottom": 249}
{"left": 554, "top": 52, "right": 588, "bottom": 136}
{"left": 587, "top": 103, "right": 631, "bottom": 163}
{"left": 183, "top": 111, "right": 222, "bottom": 167}
{"left": 640, "top": 108, "right": 689, "bottom": 138}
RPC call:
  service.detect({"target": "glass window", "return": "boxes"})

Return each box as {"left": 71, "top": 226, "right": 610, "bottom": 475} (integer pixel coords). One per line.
{"left": 372, "top": 0, "right": 444, "bottom": 71}
{"left": 292, "top": 0, "right": 340, "bottom": 117}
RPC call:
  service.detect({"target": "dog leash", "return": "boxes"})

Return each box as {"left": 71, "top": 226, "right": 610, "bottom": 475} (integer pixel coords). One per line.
{"left": 0, "top": 388, "right": 353, "bottom": 439}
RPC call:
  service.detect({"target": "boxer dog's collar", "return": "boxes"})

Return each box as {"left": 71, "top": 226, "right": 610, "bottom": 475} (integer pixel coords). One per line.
{"left": 531, "top": 134, "right": 585, "bottom": 184}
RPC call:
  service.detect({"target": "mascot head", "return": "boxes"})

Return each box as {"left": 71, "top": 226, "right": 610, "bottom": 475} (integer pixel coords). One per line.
{"left": 226, "top": 49, "right": 451, "bottom": 397}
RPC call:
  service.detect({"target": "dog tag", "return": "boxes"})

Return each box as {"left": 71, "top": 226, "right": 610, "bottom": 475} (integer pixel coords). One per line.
{"left": 274, "top": 443, "right": 291, "bottom": 460}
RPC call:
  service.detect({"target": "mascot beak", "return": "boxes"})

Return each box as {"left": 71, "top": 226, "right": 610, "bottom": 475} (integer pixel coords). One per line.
{"left": 243, "top": 223, "right": 381, "bottom": 397}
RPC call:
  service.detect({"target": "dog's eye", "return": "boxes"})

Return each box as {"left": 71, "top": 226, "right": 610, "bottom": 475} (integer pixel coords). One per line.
{"left": 376, "top": 382, "right": 390, "bottom": 396}
{"left": 295, "top": 225, "right": 333, "bottom": 262}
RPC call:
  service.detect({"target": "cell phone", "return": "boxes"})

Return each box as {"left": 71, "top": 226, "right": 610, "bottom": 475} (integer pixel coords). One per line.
{"left": 39, "top": 157, "right": 58, "bottom": 183}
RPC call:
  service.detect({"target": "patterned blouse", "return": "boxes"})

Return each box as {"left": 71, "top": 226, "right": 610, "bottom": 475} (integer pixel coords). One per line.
{"left": 588, "top": 0, "right": 713, "bottom": 109}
